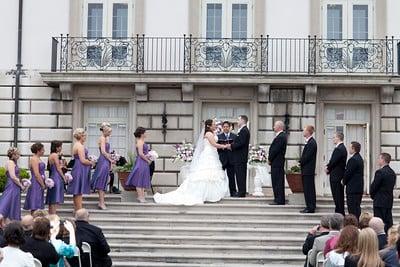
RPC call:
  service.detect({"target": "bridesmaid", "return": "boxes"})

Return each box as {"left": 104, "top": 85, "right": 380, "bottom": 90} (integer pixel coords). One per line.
{"left": 126, "top": 127, "right": 151, "bottom": 203}
{"left": 24, "top": 142, "right": 46, "bottom": 214}
{"left": 46, "top": 140, "right": 67, "bottom": 215}
{"left": 67, "top": 128, "right": 94, "bottom": 211}
{"left": 0, "top": 147, "right": 25, "bottom": 222}
{"left": 91, "top": 122, "right": 114, "bottom": 210}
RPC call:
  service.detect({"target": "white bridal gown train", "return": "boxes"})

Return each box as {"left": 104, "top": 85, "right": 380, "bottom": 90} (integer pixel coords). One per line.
{"left": 153, "top": 134, "right": 229, "bottom": 205}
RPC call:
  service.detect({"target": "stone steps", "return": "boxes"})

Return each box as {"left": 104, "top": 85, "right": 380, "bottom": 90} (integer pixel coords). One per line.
{"left": 112, "top": 262, "right": 300, "bottom": 267}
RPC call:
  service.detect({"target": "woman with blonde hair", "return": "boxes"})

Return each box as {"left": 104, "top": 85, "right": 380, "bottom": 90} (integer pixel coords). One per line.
{"left": 344, "top": 227, "right": 384, "bottom": 267}
{"left": 379, "top": 225, "right": 399, "bottom": 267}
{"left": 67, "top": 128, "right": 94, "bottom": 211}
{"left": 91, "top": 122, "right": 114, "bottom": 209}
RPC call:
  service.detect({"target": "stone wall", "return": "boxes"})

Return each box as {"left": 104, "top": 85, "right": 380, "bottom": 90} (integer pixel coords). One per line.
{"left": 0, "top": 78, "right": 72, "bottom": 167}
{"left": 136, "top": 86, "right": 194, "bottom": 192}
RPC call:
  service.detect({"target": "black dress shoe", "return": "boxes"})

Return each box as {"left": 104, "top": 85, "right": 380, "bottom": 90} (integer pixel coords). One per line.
{"left": 269, "top": 202, "right": 285, "bottom": 205}
{"left": 300, "top": 209, "right": 315, "bottom": 214}
{"left": 234, "top": 193, "right": 246, "bottom": 198}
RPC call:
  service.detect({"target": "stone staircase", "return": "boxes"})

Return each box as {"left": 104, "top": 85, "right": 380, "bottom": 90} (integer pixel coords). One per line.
{"left": 21, "top": 194, "right": 400, "bottom": 266}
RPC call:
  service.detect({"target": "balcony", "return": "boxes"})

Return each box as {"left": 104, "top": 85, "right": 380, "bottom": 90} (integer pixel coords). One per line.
{"left": 50, "top": 35, "right": 399, "bottom": 75}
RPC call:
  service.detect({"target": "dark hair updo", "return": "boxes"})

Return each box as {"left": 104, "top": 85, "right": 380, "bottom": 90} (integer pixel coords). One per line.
{"left": 31, "top": 142, "right": 44, "bottom": 154}
{"left": 134, "top": 127, "right": 146, "bottom": 138}
{"left": 204, "top": 119, "right": 214, "bottom": 135}
{"left": 50, "top": 141, "right": 63, "bottom": 154}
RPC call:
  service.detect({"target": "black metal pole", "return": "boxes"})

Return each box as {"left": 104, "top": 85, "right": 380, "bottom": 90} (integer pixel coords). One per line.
{"left": 13, "top": 0, "right": 23, "bottom": 146}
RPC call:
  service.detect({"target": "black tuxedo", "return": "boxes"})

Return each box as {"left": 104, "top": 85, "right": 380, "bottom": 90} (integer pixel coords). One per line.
{"left": 370, "top": 165, "right": 396, "bottom": 232}
{"left": 218, "top": 132, "right": 237, "bottom": 196}
{"left": 76, "top": 220, "right": 112, "bottom": 267}
{"left": 343, "top": 153, "right": 364, "bottom": 219}
{"left": 326, "top": 143, "right": 347, "bottom": 215}
{"left": 300, "top": 137, "right": 317, "bottom": 211}
{"left": 231, "top": 126, "right": 250, "bottom": 196}
{"left": 268, "top": 131, "right": 287, "bottom": 204}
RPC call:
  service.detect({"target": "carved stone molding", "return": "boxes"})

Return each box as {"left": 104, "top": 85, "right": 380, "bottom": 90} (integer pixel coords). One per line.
{"left": 135, "top": 83, "right": 148, "bottom": 101}
{"left": 258, "top": 84, "right": 270, "bottom": 102}
{"left": 381, "top": 85, "right": 395, "bottom": 103}
{"left": 59, "top": 83, "right": 73, "bottom": 100}
{"left": 305, "top": 84, "right": 317, "bottom": 103}
{"left": 182, "top": 83, "right": 194, "bottom": 101}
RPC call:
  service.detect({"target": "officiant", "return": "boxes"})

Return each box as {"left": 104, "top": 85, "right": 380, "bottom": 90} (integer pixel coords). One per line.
{"left": 217, "top": 121, "right": 237, "bottom": 197}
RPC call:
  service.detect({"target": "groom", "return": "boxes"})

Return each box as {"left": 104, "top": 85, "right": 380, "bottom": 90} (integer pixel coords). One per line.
{"left": 227, "top": 115, "right": 250, "bottom": 198}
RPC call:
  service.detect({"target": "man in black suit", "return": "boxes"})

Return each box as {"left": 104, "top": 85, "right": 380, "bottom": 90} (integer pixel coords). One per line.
{"left": 227, "top": 115, "right": 250, "bottom": 198}
{"left": 343, "top": 141, "right": 364, "bottom": 219}
{"left": 268, "top": 121, "right": 287, "bottom": 205}
{"left": 75, "top": 209, "right": 112, "bottom": 267}
{"left": 370, "top": 152, "right": 396, "bottom": 232}
{"left": 217, "top": 121, "right": 237, "bottom": 196}
{"left": 300, "top": 125, "right": 317, "bottom": 213}
{"left": 326, "top": 132, "right": 347, "bottom": 215}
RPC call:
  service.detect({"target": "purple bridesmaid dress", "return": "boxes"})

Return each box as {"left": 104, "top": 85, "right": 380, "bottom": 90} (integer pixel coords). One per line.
{"left": 91, "top": 142, "right": 111, "bottom": 191}
{"left": 24, "top": 162, "right": 45, "bottom": 211}
{"left": 125, "top": 143, "right": 151, "bottom": 189}
{"left": 46, "top": 163, "right": 65, "bottom": 205}
{"left": 0, "top": 163, "right": 22, "bottom": 220}
{"left": 67, "top": 148, "right": 91, "bottom": 195}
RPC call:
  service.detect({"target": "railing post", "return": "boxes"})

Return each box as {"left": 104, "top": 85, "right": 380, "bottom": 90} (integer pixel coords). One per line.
{"left": 65, "top": 34, "right": 69, "bottom": 72}
{"left": 266, "top": 35, "right": 269, "bottom": 73}
{"left": 307, "top": 35, "right": 311, "bottom": 74}
{"left": 260, "top": 35, "right": 263, "bottom": 73}
{"left": 51, "top": 37, "right": 58, "bottom": 72}
{"left": 183, "top": 34, "right": 186, "bottom": 73}
{"left": 313, "top": 35, "right": 317, "bottom": 74}
{"left": 189, "top": 34, "right": 192, "bottom": 73}
{"left": 392, "top": 36, "right": 395, "bottom": 75}
{"left": 136, "top": 34, "right": 139, "bottom": 73}
{"left": 385, "top": 36, "right": 389, "bottom": 74}
{"left": 142, "top": 34, "right": 145, "bottom": 73}
{"left": 59, "top": 34, "right": 63, "bottom": 72}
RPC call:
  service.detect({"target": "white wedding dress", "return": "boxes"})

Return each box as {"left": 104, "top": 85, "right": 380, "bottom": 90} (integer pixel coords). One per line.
{"left": 153, "top": 134, "right": 229, "bottom": 205}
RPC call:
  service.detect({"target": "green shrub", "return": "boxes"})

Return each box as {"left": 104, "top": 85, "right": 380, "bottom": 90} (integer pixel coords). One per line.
{"left": 0, "top": 167, "right": 30, "bottom": 193}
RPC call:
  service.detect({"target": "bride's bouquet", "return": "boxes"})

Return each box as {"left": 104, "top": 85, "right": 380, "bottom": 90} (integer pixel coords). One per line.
{"left": 172, "top": 141, "right": 194, "bottom": 163}
{"left": 248, "top": 145, "right": 268, "bottom": 165}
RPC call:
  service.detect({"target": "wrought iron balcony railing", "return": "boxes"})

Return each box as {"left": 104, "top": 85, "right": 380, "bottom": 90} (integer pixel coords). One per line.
{"left": 51, "top": 35, "right": 399, "bottom": 75}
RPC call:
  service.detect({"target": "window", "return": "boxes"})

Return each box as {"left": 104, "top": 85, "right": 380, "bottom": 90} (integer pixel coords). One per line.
{"left": 112, "top": 3, "right": 128, "bottom": 39}
{"left": 327, "top": 5, "right": 343, "bottom": 40}
{"left": 206, "top": 3, "right": 222, "bottom": 39}
{"left": 232, "top": 4, "right": 247, "bottom": 39}
{"left": 87, "top": 4, "right": 103, "bottom": 38}
{"left": 353, "top": 5, "right": 368, "bottom": 40}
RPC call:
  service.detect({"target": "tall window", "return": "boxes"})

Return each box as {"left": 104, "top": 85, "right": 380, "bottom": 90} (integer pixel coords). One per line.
{"left": 353, "top": 5, "right": 368, "bottom": 40}
{"left": 87, "top": 4, "right": 103, "bottom": 38}
{"left": 232, "top": 4, "right": 247, "bottom": 39}
{"left": 112, "top": 3, "right": 128, "bottom": 39}
{"left": 327, "top": 5, "right": 342, "bottom": 40}
{"left": 206, "top": 3, "right": 222, "bottom": 39}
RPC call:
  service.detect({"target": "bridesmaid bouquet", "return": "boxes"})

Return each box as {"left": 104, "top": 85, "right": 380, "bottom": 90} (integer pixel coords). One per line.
{"left": 21, "top": 178, "right": 31, "bottom": 188}
{"left": 88, "top": 155, "right": 98, "bottom": 163}
{"left": 173, "top": 142, "right": 194, "bottom": 163}
{"left": 110, "top": 151, "right": 121, "bottom": 162}
{"left": 45, "top": 178, "right": 55, "bottom": 189}
{"left": 248, "top": 145, "right": 268, "bottom": 165}
{"left": 65, "top": 172, "right": 74, "bottom": 184}
{"left": 148, "top": 150, "right": 159, "bottom": 161}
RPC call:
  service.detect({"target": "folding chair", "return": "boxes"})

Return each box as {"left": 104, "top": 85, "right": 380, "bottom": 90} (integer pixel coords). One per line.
{"left": 82, "top": 242, "right": 93, "bottom": 267}
{"left": 316, "top": 251, "right": 325, "bottom": 267}
{"left": 306, "top": 249, "right": 312, "bottom": 267}
{"left": 33, "top": 258, "right": 42, "bottom": 267}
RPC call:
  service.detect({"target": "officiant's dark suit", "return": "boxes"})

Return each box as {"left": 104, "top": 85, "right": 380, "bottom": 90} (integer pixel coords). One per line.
{"left": 343, "top": 142, "right": 364, "bottom": 219}
{"left": 230, "top": 116, "right": 250, "bottom": 197}
{"left": 218, "top": 130, "right": 237, "bottom": 196}
{"left": 268, "top": 130, "right": 287, "bottom": 205}
{"left": 300, "top": 126, "right": 317, "bottom": 213}
{"left": 326, "top": 137, "right": 347, "bottom": 215}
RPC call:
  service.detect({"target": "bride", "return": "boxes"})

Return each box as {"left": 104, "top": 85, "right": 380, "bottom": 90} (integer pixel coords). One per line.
{"left": 153, "top": 119, "right": 230, "bottom": 205}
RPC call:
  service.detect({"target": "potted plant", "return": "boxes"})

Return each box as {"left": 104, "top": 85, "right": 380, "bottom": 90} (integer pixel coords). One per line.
{"left": 286, "top": 164, "right": 303, "bottom": 193}
{"left": 114, "top": 153, "right": 136, "bottom": 191}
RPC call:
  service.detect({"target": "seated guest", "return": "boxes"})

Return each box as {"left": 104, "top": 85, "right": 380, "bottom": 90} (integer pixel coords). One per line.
{"left": 324, "top": 214, "right": 359, "bottom": 256}
{"left": 21, "top": 215, "right": 34, "bottom": 238}
{"left": 358, "top": 212, "right": 373, "bottom": 229}
{"left": 379, "top": 225, "right": 399, "bottom": 267}
{"left": 0, "top": 220, "right": 6, "bottom": 248}
{"left": 32, "top": 209, "right": 48, "bottom": 219}
{"left": 75, "top": 209, "right": 112, "bottom": 267}
{"left": 309, "top": 213, "right": 343, "bottom": 266}
{"left": 325, "top": 226, "right": 359, "bottom": 267}
{"left": 369, "top": 217, "right": 387, "bottom": 250}
{"left": 303, "top": 216, "right": 330, "bottom": 267}
{"left": 345, "top": 227, "right": 384, "bottom": 267}
{"left": 21, "top": 217, "right": 59, "bottom": 267}
{"left": 0, "top": 221, "right": 34, "bottom": 267}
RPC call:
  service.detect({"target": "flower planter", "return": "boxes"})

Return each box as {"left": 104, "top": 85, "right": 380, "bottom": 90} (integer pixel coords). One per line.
{"left": 117, "top": 171, "right": 136, "bottom": 191}
{"left": 286, "top": 173, "right": 303, "bottom": 193}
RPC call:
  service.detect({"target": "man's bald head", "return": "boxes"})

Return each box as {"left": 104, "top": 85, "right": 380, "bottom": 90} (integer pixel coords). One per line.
{"left": 273, "top": 121, "right": 285, "bottom": 133}
{"left": 75, "top": 208, "right": 89, "bottom": 222}
{"left": 21, "top": 215, "right": 34, "bottom": 231}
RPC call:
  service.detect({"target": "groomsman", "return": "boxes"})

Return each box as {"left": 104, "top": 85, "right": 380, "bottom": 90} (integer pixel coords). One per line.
{"left": 227, "top": 115, "right": 250, "bottom": 198}
{"left": 326, "top": 132, "right": 347, "bottom": 215}
{"left": 370, "top": 153, "right": 396, "bottom": 232}
{"left": 268, "top": 121, "right": 287, "bottom": 205}
{"left": 343, "top": 142, "right": 364, "bottom": 219}
{"left": 300, "top": 125, "right": 317, "bottom": 214}
{"left": 217, "top": 121, "right": 237, "bottom": 196}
